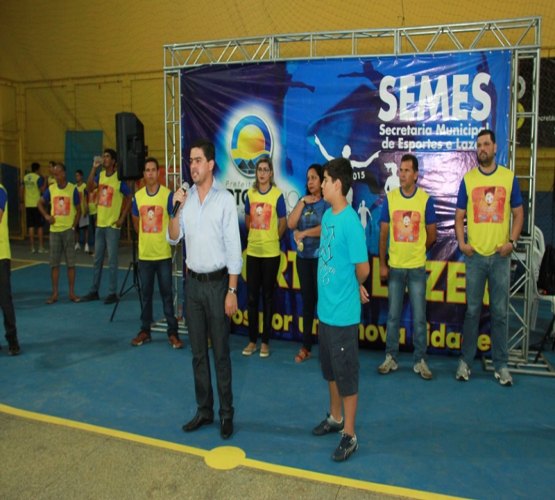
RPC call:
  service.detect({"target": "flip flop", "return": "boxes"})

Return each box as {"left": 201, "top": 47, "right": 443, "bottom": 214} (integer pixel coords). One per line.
{"left": 45, "top": 297, "right": 58, "bottom": 305}
{"left": 70, "top": 297, "right": 81, "bottom": 303}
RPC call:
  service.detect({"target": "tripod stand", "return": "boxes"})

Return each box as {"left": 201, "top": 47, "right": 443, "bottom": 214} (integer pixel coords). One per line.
{"left": 110, "top": 218, "right": 142, "bottom": 322}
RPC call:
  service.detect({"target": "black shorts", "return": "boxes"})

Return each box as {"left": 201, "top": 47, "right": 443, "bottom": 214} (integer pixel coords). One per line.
{"left": 26, "top": 207, "right": 44, "bottom": 229}
{"left": 318, "top": 322, "right": 359, "bottom": 397}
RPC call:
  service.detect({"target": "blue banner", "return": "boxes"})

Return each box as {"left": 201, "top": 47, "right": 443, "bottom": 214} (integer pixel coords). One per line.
{"left": 181, "top": 50, "right": 511, "bottom": 354}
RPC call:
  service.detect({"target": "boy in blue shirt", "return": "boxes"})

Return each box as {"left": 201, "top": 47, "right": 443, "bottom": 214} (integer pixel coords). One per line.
{"left": 312, "top": 158, "right": 369, "bottom": 462}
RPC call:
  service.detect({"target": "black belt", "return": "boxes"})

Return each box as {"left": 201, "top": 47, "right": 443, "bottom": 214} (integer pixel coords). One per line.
{"left": 188, "top": 268, "right": 228, "bottom": 282}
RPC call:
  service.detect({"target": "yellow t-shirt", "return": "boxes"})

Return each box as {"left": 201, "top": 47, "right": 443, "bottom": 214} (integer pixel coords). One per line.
{"left": 49, "top": 182, "right": 77, "bottom": 232}
{"left": 134, "top": 185, "right": 172, "bottom": 261}
{"left": 246, "top": 186, "right": 283, "bottom": 258}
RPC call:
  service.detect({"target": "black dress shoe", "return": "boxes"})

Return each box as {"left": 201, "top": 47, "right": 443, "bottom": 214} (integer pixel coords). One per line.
{"left": 81, "top": 291, "right": 99, "bottom": 302}
{"left": 220, "top": 418, "right": 233, "bottom": 439}
{"left": 103, "top": 293, "right": 119, "bottom": 305}
{"left": 182, "top": 413, "right": 214, "bottom": 432}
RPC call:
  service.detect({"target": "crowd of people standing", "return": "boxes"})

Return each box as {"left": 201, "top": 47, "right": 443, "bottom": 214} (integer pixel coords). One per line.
{"left": 2, "top": 128, "right": 522, "bottom": 462}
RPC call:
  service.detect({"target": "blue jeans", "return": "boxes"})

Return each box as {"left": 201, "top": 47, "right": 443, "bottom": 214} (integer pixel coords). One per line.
{"left": 386, "top": 266, "right": 428, "bottom": 361}
{"left": 89, "top": 226, "right": 120, "bottom": 295}
{"left": 461, "top": 252, "right": 510, "bottom": 370}
{"left": 138, "top": 258, "right": 178, "bottom": 335}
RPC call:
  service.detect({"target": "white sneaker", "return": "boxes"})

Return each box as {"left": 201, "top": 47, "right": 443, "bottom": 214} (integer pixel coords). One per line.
{"left": 494, "top": 367, "right": 513, "bottom": 386}
{"left": 74, "top": 242, "right": 80, "bottom": 251}
{"left": 456, "top": 359, "right": 471, "bottom": 381}
{"left": 413, "top": 359, "right": 433, "bottom": 380}
{"left": 84, "top": 243, "right": 90, "bottom": 253}
{"left": 38, "top": 247, "right": 48, "bottom": 254}
{"left": 378, "top": 354, "right": 398, "bottom": 374}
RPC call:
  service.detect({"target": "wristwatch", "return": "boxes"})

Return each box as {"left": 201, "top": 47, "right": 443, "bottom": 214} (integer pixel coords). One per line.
{"left": 228, "top": 287, "right": 237, "bottom": 295}
{"left": 509, "top": 239, "right": 517, "bottom": 250}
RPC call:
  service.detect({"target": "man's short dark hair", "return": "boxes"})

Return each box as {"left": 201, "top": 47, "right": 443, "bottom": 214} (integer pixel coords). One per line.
{"left": 324, "top": 158, "right": 352, "bottom": 196}
{"left": 477, "top": 129, "right": 496, "bottom": 144}
{"left": 55, "top": 162, "right": 66, "bottom": 171}
{"left": 401, "top": 153, "right": 419, "bottom": 172}
{"left": 76, "top": 169, "right": 84, "bottom": 176}
{"left": 190, "top": 139, "right": 215, "bottom": 162}
{"left": 145, "top": 156, "right": 159, "bottom": 169}
{"left": 104, "top": 148, "right": 117, "bottom": 161}
{"left": 31, "top": 162, "right": 40, "bottom": 172}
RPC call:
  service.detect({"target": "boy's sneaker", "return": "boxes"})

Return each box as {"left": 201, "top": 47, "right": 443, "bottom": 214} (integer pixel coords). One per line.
{"left": 8, "top": 340, "right": 20, "bottom": 356}
{"left": 38, "top": 247, "right": 48, "bottom": 254}
{"left": 312, "top": 413, "right": 344, "bottom": 436}
{"left": 332, "top": 433, "right": 358, "bottom": 462}
{"left": 131, "top": 331, "right": 151, "bottom": 346}
{"left": 74, "top": 242, "right": 80, "bottom": 251}
{"left": 494, "top": 367, "right": 513, "bottom": 386}
{"left": 378, "top": 354, "right": 398, "bottom": 374}
{"left": 456, "top": 359, "right": 471, "bottom": 381}
{"left": 413, "top": 359, "right": 433, "bottom": 380}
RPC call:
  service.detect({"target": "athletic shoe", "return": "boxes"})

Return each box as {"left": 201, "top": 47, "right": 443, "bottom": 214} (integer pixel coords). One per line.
{"left": 378, "top": 353, "right": 398, "bottom": 374}
{"left": 494, "top": 367, "right": 513, "bottom": 386}
{"left": 80, "top": 291, "right": 99, "bottom": 302}
{"left": 38, "top": 247, "right": 48, "bottom": 254}
{"left": 84, "top": 243, "right": 90, "bottom": 253}
{"left": 413, "top": 358, "right": 433, "bottom": 380}
{"left": 74, "top": 242, "right": 80, "bottom": 251}
{"left": 31, "top": 247, "right": 37, "bottom": 254}
{"left": 456, "top": 359, "right": 471, "bottom": 381}
{"left": 103, "top": 294, "right": 119, "bottom": 305}
{"left": 312, "top": 413, "right": 344, "bottom": 436}
{"left": 8, "top": 340, "right": 20, "bottom": 356}
{"left": 131, "top": 331, "right": 151, "bottom": 346}
{"left": 168, "top": 335, "right": 183, "bottom": 349}
{"left": 332, "top": 433, "right": 358, "bottom": 462}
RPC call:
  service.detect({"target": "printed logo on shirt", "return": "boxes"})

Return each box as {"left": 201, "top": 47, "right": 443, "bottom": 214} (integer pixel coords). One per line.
{"left": 319, "top": 221, "right": 335, "bottom": 285}
{"left": 98, "top": 184, "right": 114, "bottom": 207}
{"left": 392, "top": 210, "right": 420, "bottom": 242}
{"left": 53, "top": 195, "right": 70, "bottom": 216}
{"left": 472, "top": 185, "right": 506, "bottom": 223}
{"left": 140, "top": 205, "right": 163, "bottom": 233}
{"left": 250, "top": 202, "right": 273, "bottom": 230}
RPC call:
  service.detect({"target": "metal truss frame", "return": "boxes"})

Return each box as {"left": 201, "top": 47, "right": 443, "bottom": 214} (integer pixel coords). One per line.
{"left": 164, "top": 17, "right": 549, "bottom": 374}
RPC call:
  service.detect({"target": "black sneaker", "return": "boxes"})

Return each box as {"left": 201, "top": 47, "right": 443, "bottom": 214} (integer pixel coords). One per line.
{"left": 81, "top": 291, "right": 100, "bottom": 302}
{"left": 103, "top": 294, "right": 119, "bottom": 305}
{"left": 332, "top": 433, "right": 358, "bottom": 462}
{"left": 312, "top": 413, "right": 344, "bottom": 436}
{"left": 8, "top": 341, "right": 20, "bottom": 356}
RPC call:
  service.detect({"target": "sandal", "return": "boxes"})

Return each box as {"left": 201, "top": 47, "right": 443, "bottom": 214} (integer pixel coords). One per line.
{"left": 295, "top": 347, "right": 311, "bottom": 363}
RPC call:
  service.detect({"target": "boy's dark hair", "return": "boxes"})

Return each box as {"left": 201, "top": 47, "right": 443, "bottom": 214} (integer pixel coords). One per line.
{"left": 477, "top": 128, "right": 496, "bottom": 144}
{"left": 324, "top": 158, "right": 352, "bottom": 196}
{"left": 76, "top": 169, "right": 84, "bottom": 176}
{"left": 31, "top": 162, "right": 40, "bottom": 172}
{"left": 104, "top": 148, "right": 117, "bottom": 161}
{"left": 401, "top": 153, "right": 419, "bottom": 172}
{"left": 145, "top": 156, "right": 159, "bottom": 169}
{"left": 305, "top": 163, "right": 323, "bottom": 195}
{"left": 190, "top": 139, "right": 215, "bottom": 162}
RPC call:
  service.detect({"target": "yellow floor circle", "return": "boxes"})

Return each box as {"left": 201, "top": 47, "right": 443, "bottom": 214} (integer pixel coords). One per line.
{"left": 204, "top": 446, "right": 246, "bottom": 470}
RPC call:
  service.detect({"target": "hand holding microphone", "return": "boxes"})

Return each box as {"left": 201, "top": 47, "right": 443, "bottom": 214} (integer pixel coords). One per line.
{"left": 172, "top": 181, "right": 190, "bottom": 217}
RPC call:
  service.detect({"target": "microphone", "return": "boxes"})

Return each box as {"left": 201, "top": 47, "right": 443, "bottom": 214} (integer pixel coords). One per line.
{"left": 172, "top": 181, "right": 190, "bottom": 217}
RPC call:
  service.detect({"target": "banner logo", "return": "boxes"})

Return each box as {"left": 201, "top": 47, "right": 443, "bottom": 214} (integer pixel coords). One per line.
{"left": 230, "top": 115, "right": 273, "bottom": 177}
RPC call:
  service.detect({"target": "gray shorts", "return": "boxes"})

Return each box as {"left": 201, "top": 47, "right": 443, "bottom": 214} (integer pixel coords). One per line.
{"left": 49, "top": 229, "right": 76, "bottom": 267}
{"left": 318, "top": 322, "right": 359, "bottom": 397}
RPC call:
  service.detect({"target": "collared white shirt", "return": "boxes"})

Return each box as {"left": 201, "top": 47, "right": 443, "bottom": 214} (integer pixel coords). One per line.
{"left": 167, "top": 179, "right": 242, "bottom": 275}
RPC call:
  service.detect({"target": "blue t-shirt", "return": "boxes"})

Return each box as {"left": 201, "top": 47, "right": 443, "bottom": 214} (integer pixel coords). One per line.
{"left": 297, "top": 198, "right": 329, "bottom": 259}
{"left": 317, "top": 205, "right": 367, "bottom": 326}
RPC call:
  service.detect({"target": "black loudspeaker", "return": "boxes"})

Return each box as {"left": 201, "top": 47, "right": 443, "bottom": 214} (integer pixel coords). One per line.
{"left": 116, "top": 112, "right": 146, "bottom": 180}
